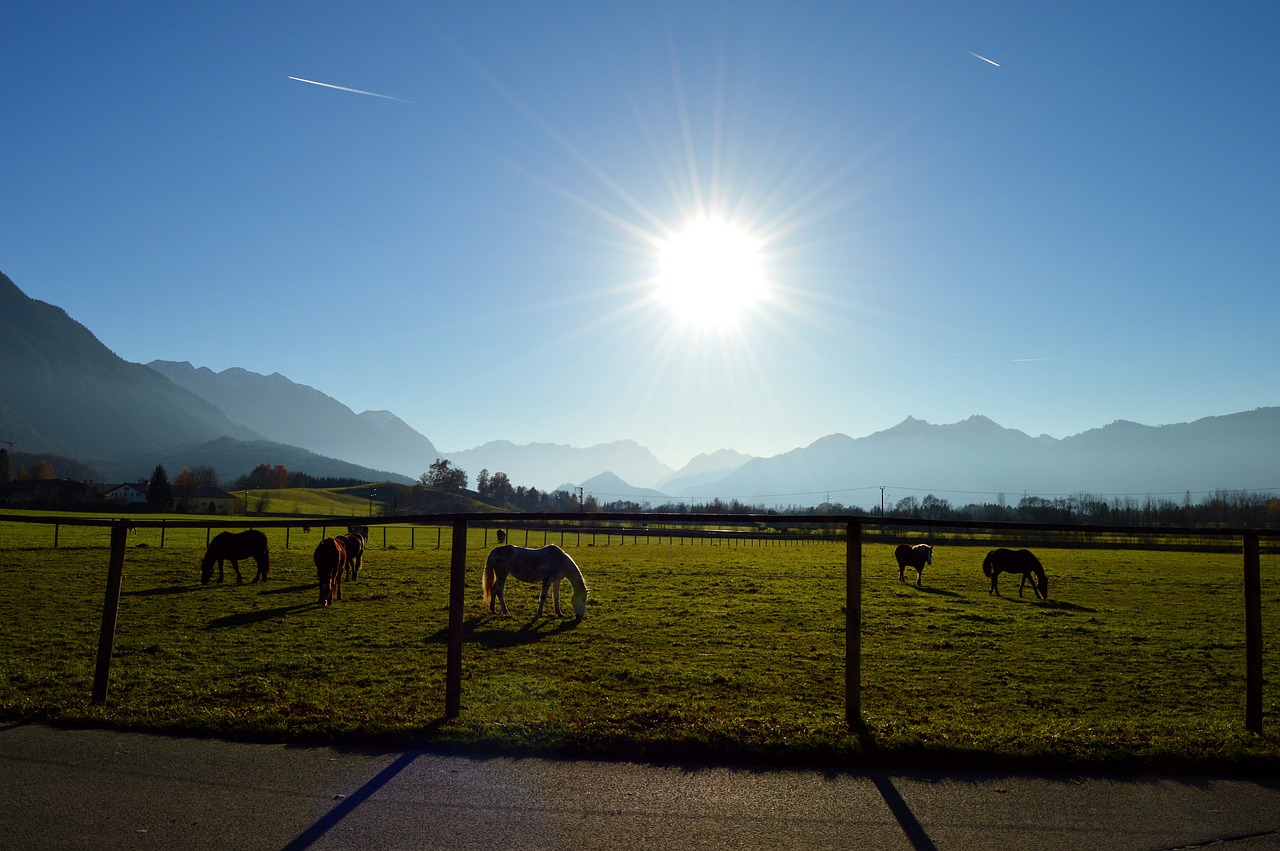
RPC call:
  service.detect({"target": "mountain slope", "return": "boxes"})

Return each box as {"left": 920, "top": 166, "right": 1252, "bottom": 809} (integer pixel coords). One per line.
{"left": 0, "top": 272, "right": 262, "bottom": 459}
{"left": 445, "top": 439, "right": 675, "bottom": 492}
{"left": 148, "top": 360, "right": 439, "bottom": 477}
{"left": 96, "top": 436, "right": 413, "bottom": 486}
{"left": 686, "top": 410, "right": 1280, "bottom": 507}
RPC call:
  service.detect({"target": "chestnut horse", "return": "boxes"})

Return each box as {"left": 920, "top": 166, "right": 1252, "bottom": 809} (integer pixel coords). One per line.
{"left": 894, "top": 543, "right": 933, "bottom": 586}
{"left": 201, "top": 530, "right": 270, "bottom": 585}
{"left": 982, "top": 548, "right": 1049, "bottom": 599}
{"left": 341, "top": 525, "right": 368, "bottom": 581}
{"left": 483, "top": 544, "right": 588, "bottom": 620}
{"left": 314, "top": 537, "right": 347, "bottom": 606}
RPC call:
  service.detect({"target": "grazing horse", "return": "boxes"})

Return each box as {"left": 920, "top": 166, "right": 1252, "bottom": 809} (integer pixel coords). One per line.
{"left": 314, "top": 537, "right": 348, "bottom": 606}
{"left": 201, "top": 530, "right": 270, "bottom": 585}
{"left": 496, "top": 529, "right": 507, "bottom": 545}
{"left": 341, "top": 525, "right": 368, "bottom": 581}
{"left": 982, "top": 548, "right": 1049, "bottom": 599}
{"left": 483, "top": 544, "right": 589, "bottom": 620}
{"left": 894, "top": 543, "right": 933, "bottom": 586}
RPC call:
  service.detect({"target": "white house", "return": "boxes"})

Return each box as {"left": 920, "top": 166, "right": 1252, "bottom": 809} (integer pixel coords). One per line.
{"left": 102, "top": 482, "right": 149, "bottom": 504}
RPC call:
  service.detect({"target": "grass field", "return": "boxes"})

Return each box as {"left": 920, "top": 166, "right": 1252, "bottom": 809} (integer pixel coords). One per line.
{"left": 1, "top": 517, "right": 1277, "bottom": 772}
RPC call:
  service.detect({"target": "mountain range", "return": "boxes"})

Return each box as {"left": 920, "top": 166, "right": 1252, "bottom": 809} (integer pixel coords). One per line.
{"left": 3, "top": 271, "right": 1277, "bottom": 505}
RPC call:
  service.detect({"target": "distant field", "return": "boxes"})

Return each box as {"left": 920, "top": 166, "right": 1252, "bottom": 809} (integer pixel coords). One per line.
{"left": 0, "top": 518, "right": 1276, "bottom": 772}
{"left": 235, "top": 486, "right": 373, "bottom": 516}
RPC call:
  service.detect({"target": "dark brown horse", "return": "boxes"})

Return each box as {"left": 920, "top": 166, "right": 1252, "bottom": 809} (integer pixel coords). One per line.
{"left": 341, "top": 525, "right": 368, "bottom": 581}
{"left": 894, "top": 543, "right": 933, "bottom": 586}
{"left": 201, "top": 530, "right": 270, "bottom": 585}
{"left": 314, "top": 537, "right": 347, "bottom": 606}
{"left": 982, "top": 548, "right": 1049, "bottom": 599}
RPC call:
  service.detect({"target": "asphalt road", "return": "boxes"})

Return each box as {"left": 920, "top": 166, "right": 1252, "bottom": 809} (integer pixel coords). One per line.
{"left": 2, "top": 722, "right": 1279, "bottom": 850}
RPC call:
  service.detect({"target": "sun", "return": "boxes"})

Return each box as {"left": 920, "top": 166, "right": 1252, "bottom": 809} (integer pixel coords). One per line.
{"left": 656, "top": 218, "right": 766, "bottom": 327}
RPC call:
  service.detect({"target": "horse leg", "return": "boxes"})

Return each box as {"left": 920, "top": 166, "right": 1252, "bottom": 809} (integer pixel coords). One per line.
{"left": 898, "top": 563, "right": 905, "bottom": 582}
{"left": 551, "top": 578, "right": 564, "bottom": 617}
{"left": 916, "top": 566, "right": 923, "bottom": 587}
{"left": 230, "top": 558, "right": 244, "bottom": 584}
{"left": 1018, "top": 573, "right": 1028, "bottom": 597}
{"left": 493, "top": 575, "right": 509, "bottom": 614}
{"left": 216, "top": 559, "right": 225, "bottom": 583}
{"left": 989, "top": 573, "right": 999, "bottom": 595}
{"left": 536, "top": 578, "right": 552, "bottom": 617}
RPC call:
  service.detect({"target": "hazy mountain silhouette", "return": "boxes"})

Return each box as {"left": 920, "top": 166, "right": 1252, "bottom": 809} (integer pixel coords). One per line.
{"left": 4, "top": 271, "right": 1275, "bottom": 500}
{"left": 0, "top": 271, "right": 259, "bottom": 458}
{"left": 148, "top": 360, "right": 439, "bottom": 477}
{"left": 0, "top": 272, "right": 407, "bottom": 484}
{"left": 96, "top": 436, "right": 412, "bottom": 486}
{"left": 656, "top": 449, "right": 755, "bottom": 492}
{"left": 676, "top": 411, "right": 1280, "bottom": 507}
{"left": 445, "top": 439, "right": 677, "bottom": 492}
{"left": 572, "top": 471, "right": 670, "bottom": 503}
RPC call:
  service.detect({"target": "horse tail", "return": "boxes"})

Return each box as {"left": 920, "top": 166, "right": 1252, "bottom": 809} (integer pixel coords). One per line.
{"left": 982, "top": 551, "right": 995, "bottom": 577}
{"left": 482, "top": 549, "right": 498, "bottom": 607}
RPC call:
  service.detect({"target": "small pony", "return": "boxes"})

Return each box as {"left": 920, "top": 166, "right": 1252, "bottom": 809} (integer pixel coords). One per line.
{"left": 483, "top": 544, "right": 588, "bottom": 620}
{"left": 341, "top": 525, "right": 368, "bottom": 581}
{"left": 314, "top": 536, "right": 347, "bottom": 606}
{"left": 982, "top": 548, "right": 1049, "bottom": 599}
{"left": 894, "top": 543, "right": 933, "bottom": 586}
{"left": 200, "top": 530, "right": 270, "bottom": 585}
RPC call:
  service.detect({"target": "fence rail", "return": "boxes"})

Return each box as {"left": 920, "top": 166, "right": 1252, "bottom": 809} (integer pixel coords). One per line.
{"left": 1, "top": 511, "right": 1274, "bottom": 734}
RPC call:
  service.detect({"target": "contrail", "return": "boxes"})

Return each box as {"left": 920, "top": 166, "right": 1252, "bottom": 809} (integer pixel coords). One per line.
{"left": 288, "top": 76, "right": 415, "bottom": 104}
{"left": 967, "top": 51, "right": 1000, "bottom": 67}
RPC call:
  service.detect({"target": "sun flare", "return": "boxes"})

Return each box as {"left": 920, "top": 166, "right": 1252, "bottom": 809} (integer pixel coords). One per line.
{"left": 656, "top": 218, "right": 765, "bottom": 327}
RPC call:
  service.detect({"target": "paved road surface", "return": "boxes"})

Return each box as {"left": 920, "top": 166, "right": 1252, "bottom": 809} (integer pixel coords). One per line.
{"left": 2, "top": 723, "right": 1278, "bottom": 850}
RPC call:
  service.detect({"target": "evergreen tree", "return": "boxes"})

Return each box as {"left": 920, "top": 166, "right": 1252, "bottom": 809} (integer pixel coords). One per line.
{"left": 0, "top": 447, "right": 10, "bottom": 483}
{"left": 147, "top": 463, "right": 172, "bottom": 509}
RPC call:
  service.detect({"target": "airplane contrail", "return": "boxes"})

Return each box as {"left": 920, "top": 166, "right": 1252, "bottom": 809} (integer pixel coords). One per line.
{"left": 967, "top": 51, "right": 1000, "bottom": 67}
{"left": 288, "top": 76, "right": 415, "bottom": 104}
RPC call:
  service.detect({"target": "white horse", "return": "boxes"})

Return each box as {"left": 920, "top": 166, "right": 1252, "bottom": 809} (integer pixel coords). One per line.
{"left": 483, "top": 544, "right": 589, "bottom": 620}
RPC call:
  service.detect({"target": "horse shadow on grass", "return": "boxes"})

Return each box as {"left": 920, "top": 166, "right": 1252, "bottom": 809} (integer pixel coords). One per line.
{"left": 206, "top": 603, "right": 314, "bottom": 629}
{"left": 123, "top": 584, "right": 205, "bottom": 598}
{"left": 993, "top": 595, "right": 1096, "bottom": 613}
{"left": 258, "top": 583, "right": 317, "bottom": 596}
{"left": 906, "top": 585, "right": 962, "bottom": 599}
{"left": 423, "top": 613, "right": 582, "bottom": 649}
{"left": 1035, "top": 597, "right": 1095, "bottom": 613}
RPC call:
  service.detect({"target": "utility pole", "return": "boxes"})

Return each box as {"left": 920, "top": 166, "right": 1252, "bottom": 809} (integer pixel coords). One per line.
{"left": 880, "top": 486, "right": 886, "bottom": 516}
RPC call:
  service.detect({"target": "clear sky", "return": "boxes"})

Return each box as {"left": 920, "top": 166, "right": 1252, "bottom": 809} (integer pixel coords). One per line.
{"left": 4, "top": 2, "right": 1277, "bottom": 469}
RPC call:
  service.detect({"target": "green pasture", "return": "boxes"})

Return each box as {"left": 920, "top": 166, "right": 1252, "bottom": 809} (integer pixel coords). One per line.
{"left": 235, "top": 486, "right": 374, "bottom": 516}
{"left": 0, "top": 518, "right": 1276, "bottom": 772}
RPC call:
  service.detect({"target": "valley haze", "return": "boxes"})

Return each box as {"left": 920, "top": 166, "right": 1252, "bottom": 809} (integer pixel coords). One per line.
{"left": 2, "top": 272, "right": 1276, "bottom": 509}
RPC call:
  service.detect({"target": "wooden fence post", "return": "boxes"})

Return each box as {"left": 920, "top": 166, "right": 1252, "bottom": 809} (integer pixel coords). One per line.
{"left": 846, "top": 521, "right": 863, "bottom": 728}
{"left": 92, "top": 521, "right": 130, "bottom": 705}
{"left": 1243, "top": 532, "right": 1263, "bottom": 734}
{"left": 445, "top": 519, "right": 468, "bottom": 719}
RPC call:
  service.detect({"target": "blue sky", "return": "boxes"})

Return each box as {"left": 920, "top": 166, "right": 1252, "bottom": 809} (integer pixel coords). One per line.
{"left": 4, "top": 2, "right": 1277, "bottom": 469}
